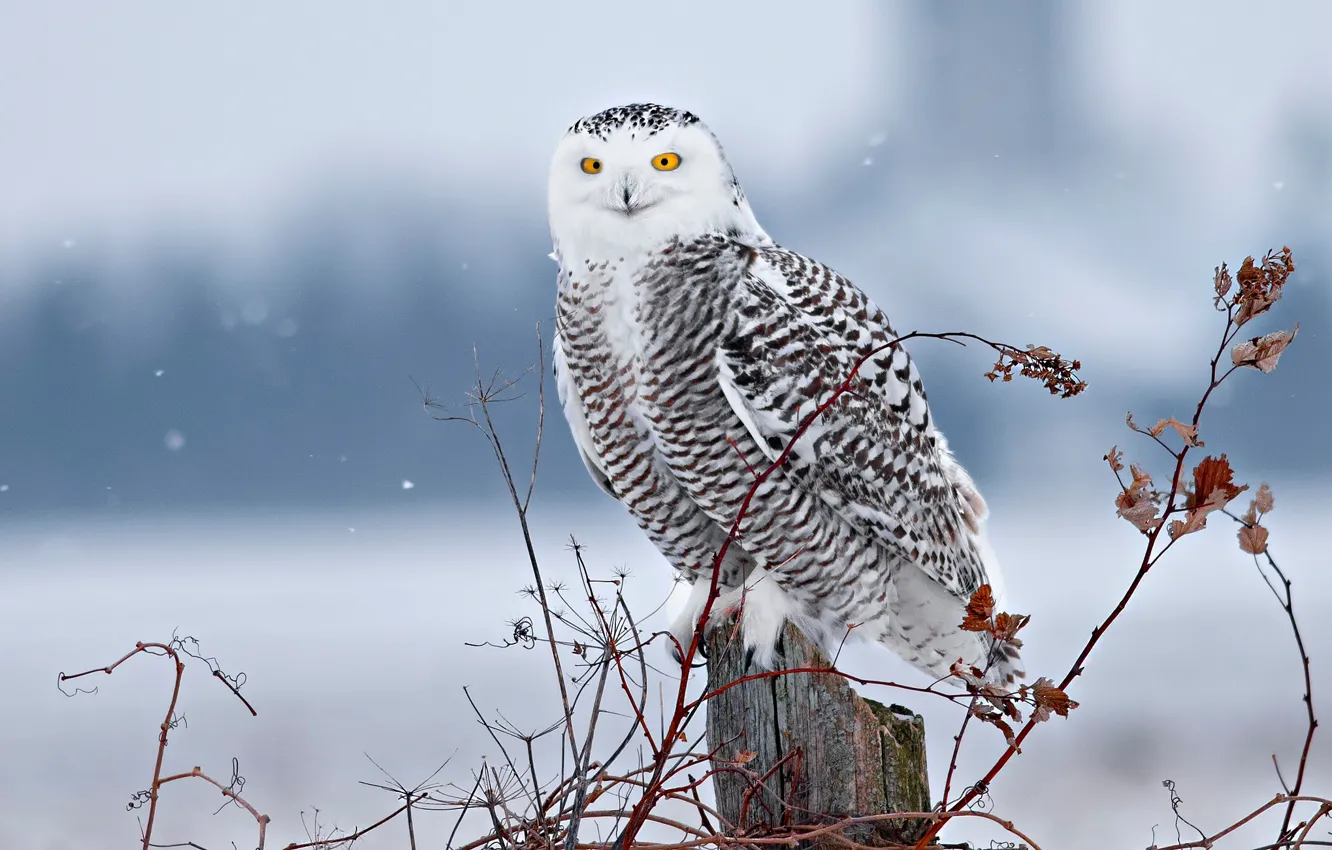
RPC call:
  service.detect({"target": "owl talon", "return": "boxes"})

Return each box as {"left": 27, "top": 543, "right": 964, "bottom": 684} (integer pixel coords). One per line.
{"left": 668, "top": 634, "right": 709, "bottom": 669}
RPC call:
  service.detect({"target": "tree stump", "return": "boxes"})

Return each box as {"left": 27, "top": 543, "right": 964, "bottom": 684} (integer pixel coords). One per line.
{"left": 705, "top": 615, "right": 931, "bottom": 847}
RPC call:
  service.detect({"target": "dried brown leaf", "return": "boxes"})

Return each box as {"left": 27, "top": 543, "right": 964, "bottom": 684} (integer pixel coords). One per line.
{"left": 1254, "top": 482, "right": 1274, "bottom": 514}
{"left": 1213, "top": 262, "right": 1233, "bottom": 305}
{"left": 1129, "top": 463, "right": 1152, "bottom": 487}
{"left": 733, "top": 749, "right": 758, "bottom": 766}
{"left": 1233, "top": 248, "right": 1295, "bottom": 325}
{"left": 1170, "top": 455, "right": 1248, "bottom": 539}
{"left": 1236, "top": 256, "right": 1260, "bottom": 287}
{"left": 1237, "top": 291, "right": 1280, "bottom": 326}
{"left": 1238, "top": 523, "right": 1269, "bottom": 556}
{"left": 991, "top": 612, "right": 1029, "bottom": 648}
{"left": 1117, "top": 495, "right": 1161, "bottom": 532}
{"left": 950, "top": 661, "right": 985, "bottom": 689}
{"left": 1032, "top": 677, "right": 1079, "bottom": 719}
{"left": 1115, "top": 463, "right": 1163, "bottom": 532}
{"left": 1241, "top": 482, "right": 1274, "bottom": 525}
{"left": 987, "top": 344, "right": 1087, "bottom": 397}
{"left": 979, "top": 684, "right": 1008, "bottom": 712}
{"left": 1168, "top": 510, "right": 1208, "bottom": 539}
{"left": 1190, "top": 454, "right": 1246, "bottom": 510}
{"left": 1149, "top": 417, "right": 1201, "bottom": 447}
{"left": 1232, "top": 325, "right": 1299, "bottom": 373}
{"left": 1105, "top": 446, "right": 1125, "bottom": 472}
{"left": 961, "top": 584, "right": 995, "bottom": 632}
{"left": 1113, "top": 490, "right": 1138, "bottom": 511}
{"left": 993, "top": 717, "right": 1016, "bottom": 746}
{"left": 969, "top": 705, "right": 1016, "bottom": 746}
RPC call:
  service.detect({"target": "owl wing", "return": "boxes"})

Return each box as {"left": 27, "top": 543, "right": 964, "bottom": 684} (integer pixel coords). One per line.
{"left": 715, "top": 246, "right": 989, "bottom": 601}
{"left": 553, "top": 338, "right": 616, "bottom": 498}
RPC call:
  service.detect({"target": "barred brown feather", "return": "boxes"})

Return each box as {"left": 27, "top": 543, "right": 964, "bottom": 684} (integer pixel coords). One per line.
{"left": 548, "top": 104, "right": 1022, "bottom": 685}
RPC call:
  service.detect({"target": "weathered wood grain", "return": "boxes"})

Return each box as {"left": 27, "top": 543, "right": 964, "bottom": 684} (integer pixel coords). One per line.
{"left": 705, "top": 615, "right": 930, "bottom": 847}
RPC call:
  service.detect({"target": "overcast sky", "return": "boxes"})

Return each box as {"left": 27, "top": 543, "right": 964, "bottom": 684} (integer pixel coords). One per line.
{"left": 0, "top": 1, "right": 881, "bottom": 251}
{"left": 2, "top": 1, "right": 1330, "bottom": 256}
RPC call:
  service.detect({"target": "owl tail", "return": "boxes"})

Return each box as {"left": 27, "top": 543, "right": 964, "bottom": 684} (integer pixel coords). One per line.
{"left": 883, "top": 564, "right": 1025, "bottom": 690}
{"left": 983, "top": 635, "right": 1025, "bottom": 688}
{"left": 884, "top": 621, "right": 1024, "bottom": 690}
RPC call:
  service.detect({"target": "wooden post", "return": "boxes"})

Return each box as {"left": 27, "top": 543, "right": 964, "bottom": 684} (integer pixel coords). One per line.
{"left": 705, "top": 615, "right": 931, "bottom": 847}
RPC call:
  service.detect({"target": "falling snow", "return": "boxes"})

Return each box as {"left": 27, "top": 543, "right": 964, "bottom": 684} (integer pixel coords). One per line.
{"left": 401, "top": 480, "right": 415, "bottom": 490}
{"left": 241, "top": 299, "right": 269, "bottom": 326}
{"left": 164, "top": 430, "right": 186, "bottom": 451}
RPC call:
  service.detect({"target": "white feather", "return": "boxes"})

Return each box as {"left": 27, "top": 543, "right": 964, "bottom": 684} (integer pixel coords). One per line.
{"left": 552, "top": 340, "right": 614, "bottom": 497}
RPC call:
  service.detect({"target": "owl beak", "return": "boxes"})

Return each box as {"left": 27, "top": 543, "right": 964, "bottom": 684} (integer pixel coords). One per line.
{"left": 613, "top": 174, "right": 655, "bottom": 217}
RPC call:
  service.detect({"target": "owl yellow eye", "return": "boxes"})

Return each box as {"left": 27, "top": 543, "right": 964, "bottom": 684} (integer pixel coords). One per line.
{"left": 580, "top": 157, "right": 602, "bottom": 174}
{"left": 651, "top": 152, "right": 681, "bottom": 171}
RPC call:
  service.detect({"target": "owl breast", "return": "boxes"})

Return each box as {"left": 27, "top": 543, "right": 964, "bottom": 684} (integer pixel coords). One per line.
{"left": 554, "top": 234, "right": 894, "bottom": 632}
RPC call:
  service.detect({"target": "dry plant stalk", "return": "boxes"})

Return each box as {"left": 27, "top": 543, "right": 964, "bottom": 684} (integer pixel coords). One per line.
{"left": 57, "top": 636, "right": 266, "bottom": 850}
{"left": 55, "top": 249, "right": 1322, "bottom": 850}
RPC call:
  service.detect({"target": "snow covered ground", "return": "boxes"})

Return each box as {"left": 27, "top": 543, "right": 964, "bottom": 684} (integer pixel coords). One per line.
{"left": 3, "top": 486, "right": 1329, "bottom": 849}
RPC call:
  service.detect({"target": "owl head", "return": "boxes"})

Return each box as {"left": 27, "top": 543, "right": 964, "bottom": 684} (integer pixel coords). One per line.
{"left": 547, "top": 103, "right": 767, "bottom": 256}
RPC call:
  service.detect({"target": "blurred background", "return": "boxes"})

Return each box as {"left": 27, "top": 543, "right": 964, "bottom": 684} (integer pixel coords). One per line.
{"left": 2, "top": 2, "right": 1329, "bottom": 848}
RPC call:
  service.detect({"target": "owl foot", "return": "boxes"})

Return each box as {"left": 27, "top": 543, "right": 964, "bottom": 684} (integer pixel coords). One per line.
{"left": 667, "top": 568, "right": 802, "bottom": 671}
{"left": 668, "top": 579, "right": 717, "bottom": 668}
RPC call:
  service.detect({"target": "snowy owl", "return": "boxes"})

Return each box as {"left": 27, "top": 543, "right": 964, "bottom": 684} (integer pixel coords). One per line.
{"left": 548, "top": 103, "right": 1021, "bottom": 685}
